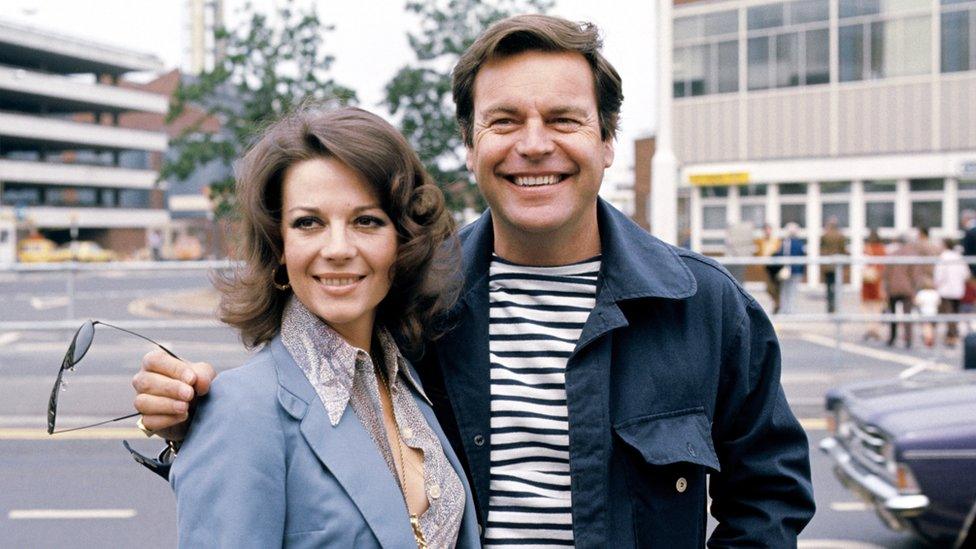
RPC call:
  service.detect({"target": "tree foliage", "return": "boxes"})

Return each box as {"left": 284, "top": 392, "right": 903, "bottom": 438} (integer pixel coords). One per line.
{"left": 162, "top": 0, "right": 356, "bottom": 217}
{"left": 384, "top": 0, "right": 553, "bottom": 212}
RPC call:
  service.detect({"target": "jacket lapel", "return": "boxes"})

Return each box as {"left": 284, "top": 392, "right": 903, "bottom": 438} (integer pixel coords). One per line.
{"left": 268, "top": 337, "right": 413, "bottom": 547}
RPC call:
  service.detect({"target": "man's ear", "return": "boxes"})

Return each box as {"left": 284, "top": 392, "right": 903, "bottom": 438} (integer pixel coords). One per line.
{"left": 465, "top": 146, "right": 475, "bottom": 172}
{"left": 603, "top": 139, "right": 615, "bottom": 168}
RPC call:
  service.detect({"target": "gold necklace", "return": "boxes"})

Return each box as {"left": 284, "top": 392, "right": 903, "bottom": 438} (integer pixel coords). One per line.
{"left": 378, "top": 364, "right": 428, "bottom": 549}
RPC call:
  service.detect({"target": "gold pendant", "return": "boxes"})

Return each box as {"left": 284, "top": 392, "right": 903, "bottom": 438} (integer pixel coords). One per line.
{"left": 410, "top": 515, "right": 428, "bottom": 549}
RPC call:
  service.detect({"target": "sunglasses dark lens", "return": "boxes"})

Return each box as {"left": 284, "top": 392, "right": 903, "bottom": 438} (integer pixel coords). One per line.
{"left": 71, "top": 320, "right": 95, "bottom": 365}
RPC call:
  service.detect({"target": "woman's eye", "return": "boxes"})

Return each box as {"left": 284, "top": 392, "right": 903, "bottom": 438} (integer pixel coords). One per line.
{"left": 292, "top": 216, "right": 319, "bottom": 230}
{"left": 356, "top": 215, "right": 387, "bottom": 228}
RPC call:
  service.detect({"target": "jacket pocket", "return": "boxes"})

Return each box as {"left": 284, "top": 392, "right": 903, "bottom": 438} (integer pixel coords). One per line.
{"left": 613, "top": 407, "right": 719, "bottom": 548}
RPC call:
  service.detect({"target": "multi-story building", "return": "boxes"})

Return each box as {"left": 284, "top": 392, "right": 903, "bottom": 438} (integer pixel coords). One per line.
{"left": 0, "top": 18, "right": 169, "bottom": 260}
{"left": 666, "top": 0, "right": 976, "bottom": 284}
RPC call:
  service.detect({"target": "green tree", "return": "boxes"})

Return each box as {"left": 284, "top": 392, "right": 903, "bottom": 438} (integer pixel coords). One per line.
{"left": 162, "top": 0, "right": 356, "bottom": 217}
{"left": 384, "top": 0, "right": 553, "bottom": 212}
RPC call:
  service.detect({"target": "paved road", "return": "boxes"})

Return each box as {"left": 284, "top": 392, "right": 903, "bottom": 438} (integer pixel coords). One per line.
{"left": 0, "top": 269, "right": 962, "bottom": 547}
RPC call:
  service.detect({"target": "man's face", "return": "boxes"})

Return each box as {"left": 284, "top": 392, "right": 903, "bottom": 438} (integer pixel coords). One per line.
{"left": 466, "top": 50, "right": 614, "bottom": 242}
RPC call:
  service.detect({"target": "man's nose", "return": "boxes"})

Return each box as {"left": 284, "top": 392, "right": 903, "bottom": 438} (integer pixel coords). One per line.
{"left": 319, "top": 225, "right": 355, "bottom": 260}
{"left": 514, "top": 119, "right": 554, "bottom": 158}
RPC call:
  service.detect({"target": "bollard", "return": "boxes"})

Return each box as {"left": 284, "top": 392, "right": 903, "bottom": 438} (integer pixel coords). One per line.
{"left": 965, "top": 333, "right": 976, "bottom": 370}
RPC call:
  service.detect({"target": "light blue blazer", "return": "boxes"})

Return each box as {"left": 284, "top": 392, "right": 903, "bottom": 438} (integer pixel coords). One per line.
{"left": 170, "top": 335, "right": 481, "bottom": 548}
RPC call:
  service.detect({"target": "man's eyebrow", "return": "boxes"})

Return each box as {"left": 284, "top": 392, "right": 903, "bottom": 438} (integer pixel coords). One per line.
{"left": 478, "top": 105, "right": 520, "bottom": 118}
{"left": 547, "top": 106, "right": 589, "bottom": 118}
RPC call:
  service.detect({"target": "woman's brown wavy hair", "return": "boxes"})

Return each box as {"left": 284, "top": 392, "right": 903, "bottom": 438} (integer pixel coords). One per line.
{"left": 216, "top": 106, "right": 461, "bottom": 354}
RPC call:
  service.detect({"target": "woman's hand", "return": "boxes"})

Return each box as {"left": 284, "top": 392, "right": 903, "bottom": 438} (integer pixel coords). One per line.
{"left": 132, "top": 349, "right": 216, "bottom": 441}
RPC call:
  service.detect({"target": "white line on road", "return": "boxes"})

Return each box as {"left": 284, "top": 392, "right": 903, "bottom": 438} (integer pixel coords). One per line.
{"left": 830, "top": 501, "right": 870, "bottom": 512}
{"left": 0, "top": 332, "right": 21, "bottom": 347}
{"left": 29, "top": 296, "right": 70, "bottom": 311}
{"left": 0, "top": 428, "right": 141, "bottom": 440}
{"left": 8, "top": 509, "right": 137, "bottom": 520}
{"left": 799, "top": 333, "right": 953, "bottom": 369}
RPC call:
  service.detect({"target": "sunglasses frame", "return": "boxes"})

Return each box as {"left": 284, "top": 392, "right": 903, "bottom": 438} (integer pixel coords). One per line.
{"left": 47, "top": 319, "right": 180, "bottom": 435}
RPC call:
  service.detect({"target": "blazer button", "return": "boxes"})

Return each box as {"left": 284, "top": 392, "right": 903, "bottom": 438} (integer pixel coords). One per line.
{"left": 676, "top": 477, "right": 688, "bottom": 493}
{"left": 402, "top": 427, "right": 414, "bottom": 439}
{"left": 473, "top": 434, "right": 485, "bottom": 447}
{"left": 428, "top": 483, "right": 442, "bottom": 499}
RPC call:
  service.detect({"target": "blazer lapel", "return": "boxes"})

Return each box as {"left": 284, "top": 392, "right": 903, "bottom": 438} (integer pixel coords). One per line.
{"left": 268, "top": 338, "right": 413, "bottom": 547}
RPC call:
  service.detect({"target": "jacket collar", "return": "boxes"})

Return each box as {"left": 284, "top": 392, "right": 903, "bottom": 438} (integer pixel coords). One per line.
{"left": 457, "top": 198, "right": 697, "bottom": 304}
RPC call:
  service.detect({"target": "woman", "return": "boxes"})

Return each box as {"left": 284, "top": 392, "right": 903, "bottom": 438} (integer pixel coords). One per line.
{"left": 934, "top": 238, "right": 969, "bottom": 346}
{"left": 170, "top": 106, "right": 479, "bottom": 548}
{"left": 860, "top": 229, "right": 886, "bottom": 341}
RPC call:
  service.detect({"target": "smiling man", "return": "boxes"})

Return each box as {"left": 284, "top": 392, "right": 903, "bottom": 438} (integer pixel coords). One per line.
{"left": 133, "top": 14, "right": 814, "bottom": 547}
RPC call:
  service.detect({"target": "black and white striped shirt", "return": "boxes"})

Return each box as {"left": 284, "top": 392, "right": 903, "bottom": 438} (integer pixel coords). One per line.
{"left": 485, "top": 254, "right": 600, "bottom": 547}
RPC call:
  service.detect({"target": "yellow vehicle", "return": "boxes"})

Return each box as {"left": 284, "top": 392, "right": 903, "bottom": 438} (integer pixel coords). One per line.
{"left": 17, "top": 237, "right": 70, "bottom": 263}
{"left": 63, "top": 241, "right": 117, "bottom": 262}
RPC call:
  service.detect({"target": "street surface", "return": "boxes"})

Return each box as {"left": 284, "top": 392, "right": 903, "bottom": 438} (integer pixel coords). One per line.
{"left": 0, "top": 268, "right": 960, "bottom": 547}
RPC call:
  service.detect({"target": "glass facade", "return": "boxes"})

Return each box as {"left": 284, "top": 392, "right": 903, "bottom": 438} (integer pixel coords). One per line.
{"left": 0, "top": 183, "right": 152, "bottom": 209}
{"left": 674, "top": 10, "right": 739, "bottom": 97}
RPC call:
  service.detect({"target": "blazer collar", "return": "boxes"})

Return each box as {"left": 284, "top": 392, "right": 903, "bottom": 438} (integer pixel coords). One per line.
{"left": 457, "top": 198, "right": 697, "bottom": 305}
{"left": 267, "top": 336, "right": 415, "bottom": 548}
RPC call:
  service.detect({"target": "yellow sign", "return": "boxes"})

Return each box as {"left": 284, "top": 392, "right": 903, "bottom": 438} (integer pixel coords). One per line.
{"left": 689, "top": 172, "right": 751, "bottom": 186}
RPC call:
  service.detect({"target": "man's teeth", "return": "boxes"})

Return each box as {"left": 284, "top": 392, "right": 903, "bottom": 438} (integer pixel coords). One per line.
{"left": 320, "top": 277, "right": 360, "bottom": 286}
{"left": 513, "top": 175, "right": 560, "bottom": 186}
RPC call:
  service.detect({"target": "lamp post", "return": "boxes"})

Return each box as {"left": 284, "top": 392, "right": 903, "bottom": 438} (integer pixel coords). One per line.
{"left": 651, "top": 0, "right": 678, "bottom": 244}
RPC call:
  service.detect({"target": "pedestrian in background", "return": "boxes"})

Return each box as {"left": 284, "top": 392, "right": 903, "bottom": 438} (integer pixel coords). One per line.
{"left": 915, "top": 227, "right": 942, "bottom": 286}
{"left": 915, "top": 282, "right": 941, "bottom": 348}
{"left": 934, "top": 238, "right": 969, "bottom": 346}
{"left": 148, "top": 230, "right": 163, "bottom": 261}
{"left": 885, "top": 234, "right": 922, "bottom": 348}
{"left": 962, "top": 209, "right": 976, "bottom": 277}
{"left": 820, "top": 216, "right": 847, "bottom": 313}
{"left": 861, "top": 229, "right": 886, "bottom": 341}
{"left": 756, "top": 223, "right": 782, "bottom": 313}
{"left": 775, "top": 222, "right": 805, "bottom": 314}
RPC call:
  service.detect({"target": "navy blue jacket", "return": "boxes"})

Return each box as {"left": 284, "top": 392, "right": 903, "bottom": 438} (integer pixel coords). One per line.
{"left": 418, "top": 200, "right": 815, "bottom": 547}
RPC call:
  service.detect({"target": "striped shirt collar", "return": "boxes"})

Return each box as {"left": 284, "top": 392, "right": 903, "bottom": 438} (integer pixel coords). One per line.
{"left": 279, "top": 296, "right": 429, "bottom": 426}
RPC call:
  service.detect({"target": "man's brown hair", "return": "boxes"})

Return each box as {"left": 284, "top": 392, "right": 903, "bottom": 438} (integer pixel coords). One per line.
{"left": 216, "top": 106, "right": 460, "bottom": 353}
{"left": 452, "top": 14, "right": 623, "bottom": 147}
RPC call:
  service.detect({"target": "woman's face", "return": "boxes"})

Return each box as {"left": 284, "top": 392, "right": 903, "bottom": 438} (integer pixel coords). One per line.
{"left": 279, "top": 156, "right": 398, "bottom": 349}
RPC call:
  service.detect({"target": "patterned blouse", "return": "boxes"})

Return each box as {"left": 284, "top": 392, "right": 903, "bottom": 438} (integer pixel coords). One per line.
{"left": 280, "top": 297, "right": 465, "bottom": 548}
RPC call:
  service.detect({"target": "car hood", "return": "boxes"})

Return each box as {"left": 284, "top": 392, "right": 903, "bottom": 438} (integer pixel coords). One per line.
{"left": 840, "top": 371, "right": 976, "bottom": 436}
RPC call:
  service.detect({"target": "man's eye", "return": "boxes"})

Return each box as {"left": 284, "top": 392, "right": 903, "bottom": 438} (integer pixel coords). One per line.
{"left": 553, "top": 118, "right": 582, "bottom": 128}
{"left": 292, "top": 216, "right": 319, "bottom": 229}
{"left": 490, "top": 118, "right": 515, "bottom": 127}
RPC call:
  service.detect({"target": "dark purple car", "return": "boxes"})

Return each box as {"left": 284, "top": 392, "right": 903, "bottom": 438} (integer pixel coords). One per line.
{"left": 820, "top": 369, "right": 976, "bottom": 547}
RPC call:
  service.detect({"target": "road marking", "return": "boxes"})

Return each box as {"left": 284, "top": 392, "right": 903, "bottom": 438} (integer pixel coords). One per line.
{"left": 830, "top": 501, "right": 870, "bottom": 512}
{"left": 0, "top": 415, "right": 131, "bottom": 427}
{"left": 799, "top": 333, "right": 953, "bottom": 369}
{"left": 4, "top": 375, "right": 136, "bottom": 385}
{"left": 0, "top": 332, "right": 21, "bottom": 347}
{"left": 29, "top": 296, "right": 70, "bottom": 310}
{"left": 798, "top": 541, "right": 884, "bottom": 549}
{"left": 799, "top": 418, "right": 827, "bottom": 431}
{"left": 0, "top": 428, "right": 141, "bottom": 440}
{"left": 8, "top": 509, "right": 137, "bottom": 520}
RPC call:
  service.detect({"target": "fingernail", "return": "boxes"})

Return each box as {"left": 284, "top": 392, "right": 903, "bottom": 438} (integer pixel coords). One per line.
{"left": 179, "top": 386, "right": 193, "bottom": 400}
{"left": 174, "top": 401, "right": 189, "bottom": 413}
{"left": 181, "top": 372, "right": 195, "bottom": 385}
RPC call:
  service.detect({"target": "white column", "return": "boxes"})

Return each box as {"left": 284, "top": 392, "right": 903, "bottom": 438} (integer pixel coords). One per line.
{"left": 651, "top": 0, "right": 678, "bottom": 244}
{"left": 850, "top": 180, "right": 866, "bottom": 288}
{"left": 895, "top": 178, "right": 911, "bottom": 235}
{"left": 767, "top": 183, "right": 781, "bottom": 229}
{"left": 727, "top": 185, "right": 741, "bottom": 225}
{"left": 807, "top": 182, "right": 823, "bottom": 286}
{"left": 690, "top": 186, "right": 703, "bottom": 252}
{"left": 945, "top": 177, "right": 959, "bottom": 238}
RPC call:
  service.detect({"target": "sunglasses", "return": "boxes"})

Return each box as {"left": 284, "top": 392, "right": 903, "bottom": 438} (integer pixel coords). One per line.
{"left": 47, "top": 319, "right": 180, "bottom": 435}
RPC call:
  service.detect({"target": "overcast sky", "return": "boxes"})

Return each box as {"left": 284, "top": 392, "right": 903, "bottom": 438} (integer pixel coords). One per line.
{"left": 3, "top": 0, "right": 658, "bottom": 176}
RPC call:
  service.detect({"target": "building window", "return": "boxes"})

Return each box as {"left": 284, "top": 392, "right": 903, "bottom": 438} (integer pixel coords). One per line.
{"left": 941, "top": 0, "right": 976, "bottom": 73}
{"left": 864, "top": 179, "right": 898, "bottom": 193}
{"left": 912, "top": 201, "right": 942, "bottom": 229}
{"left": 821, "top": 181, "right": 853, "bottom": 193}
{"left": 1, "top": 183, "right": 41, "bottom": 206}
{"left": 674, "top": 10, "right": 739, "bottom": 97}
{"left": 701, "top": 186, "right": 730, "bottom": 198}
{"left": 119, "top": 189, "right": 151, "bottom": 208}
{"left": 866, "top": 201, "right": 896, "bottom": 228}
{"left": 839, "top": 0, "right": 931, "bottom": 82}
{"left": 741, "top": 204, "right": 767, "bottom": 225}
{"left": 740, "top": 184, "right": 769, "bottom": 196}
{"left": 47, "top": 187, "right": 98, "bottom": 207}
{"left": 779, "top": 182, "right": 808, "bottom": 194}
{"left": 703, "top": 205, "right": 729, "bottom": 230}
{"left": 747, "top": 0, "right": 830, "bottom": 90}
{"left": 822, "top": 203, "right": 851, "bottom": 227}
{"left": 910, "top": 178, "right": 945, "bottom": 192}
{"left": 781, "top": 203, "right": 807, "bottom": 227}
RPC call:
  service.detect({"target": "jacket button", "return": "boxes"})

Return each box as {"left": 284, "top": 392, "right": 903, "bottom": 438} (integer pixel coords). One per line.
{"left": 473, "top": 434, "right": 485, "bottom": 447}
{"left": 676, "top": 477, "right": 688, "bottom": 493}
{"left": 428, "top": 483, "right": 441, "bottom": 499}
{"left": 402, "top": 427, "right": 414, "bottom": 439}
{"left": 687, "top": 442, "right": 697, "bottom": 457}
